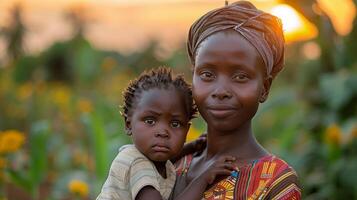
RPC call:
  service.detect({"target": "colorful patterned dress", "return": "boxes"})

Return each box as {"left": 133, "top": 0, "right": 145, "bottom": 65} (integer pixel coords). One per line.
{"left": 170, "top": 154, "right": 301, "bottom": 200}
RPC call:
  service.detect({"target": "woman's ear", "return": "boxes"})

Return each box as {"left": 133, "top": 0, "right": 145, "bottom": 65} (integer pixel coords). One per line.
{"left": 259, "top": 76, "right": 272, "bottom": 103}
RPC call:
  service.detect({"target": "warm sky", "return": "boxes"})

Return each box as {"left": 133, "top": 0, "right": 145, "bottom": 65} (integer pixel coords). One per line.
{"left": 0, "top": 0, "right": 355, "bottom": 57}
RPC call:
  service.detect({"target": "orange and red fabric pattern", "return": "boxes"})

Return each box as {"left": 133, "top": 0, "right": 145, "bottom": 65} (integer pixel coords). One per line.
{"left": 175, "top": 154, "right": 301, "bottom": 200}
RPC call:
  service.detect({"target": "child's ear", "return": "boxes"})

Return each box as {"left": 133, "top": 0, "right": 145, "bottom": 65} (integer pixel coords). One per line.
{"left": 260, "top": 76, "right": 272, "bottom": 103}
{"left": 125, "top": 118, "right": 132, "bottom": 136}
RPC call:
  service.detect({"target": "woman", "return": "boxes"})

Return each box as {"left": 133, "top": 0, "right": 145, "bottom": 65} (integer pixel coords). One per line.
{"left": 170, "top": 1, "right": 301, "bottom": 199}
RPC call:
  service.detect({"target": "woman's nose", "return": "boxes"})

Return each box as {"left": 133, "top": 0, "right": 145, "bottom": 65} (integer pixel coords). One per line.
{"left": 211, "top": 82, "right": 233, "bottom": 100}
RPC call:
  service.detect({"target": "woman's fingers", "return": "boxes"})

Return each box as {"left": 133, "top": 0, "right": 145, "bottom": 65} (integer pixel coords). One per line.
{"left": 207, "top": 168, "right": 235, "bottom": 184}
{"left": 218, "top": 155, "right": 236, "bottom": 163}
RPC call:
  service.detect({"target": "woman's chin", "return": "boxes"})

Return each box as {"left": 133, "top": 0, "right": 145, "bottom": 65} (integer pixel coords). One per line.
{"left": 207, "top": 120, "right": 240, "bottom": 132}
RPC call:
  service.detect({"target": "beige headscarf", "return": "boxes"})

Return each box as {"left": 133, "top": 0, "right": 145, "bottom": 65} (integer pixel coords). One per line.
{"left": 187, "top": 1, "right": 285, "bottom": 78}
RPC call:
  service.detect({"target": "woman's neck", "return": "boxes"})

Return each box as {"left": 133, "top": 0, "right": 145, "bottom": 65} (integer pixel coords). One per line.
{"left": 205, "top": 122, "right": 268, "bottom": 161}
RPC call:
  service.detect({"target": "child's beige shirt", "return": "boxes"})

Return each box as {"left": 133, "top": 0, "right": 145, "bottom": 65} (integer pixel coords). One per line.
{"left": 96, "top": 144, "right": 176, "bottom": 200}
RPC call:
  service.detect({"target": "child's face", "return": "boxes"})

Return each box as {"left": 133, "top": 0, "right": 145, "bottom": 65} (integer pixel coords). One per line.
{"left": 126, "top": 88, "right": 190, "bottom": 162}
{"left": 192, "top": 31, "right": 271, "bottom": 132}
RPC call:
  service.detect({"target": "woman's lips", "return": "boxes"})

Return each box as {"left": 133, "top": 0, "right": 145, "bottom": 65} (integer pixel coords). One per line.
{"left": 206, "top": 105, "right": 237, "bottom": 118}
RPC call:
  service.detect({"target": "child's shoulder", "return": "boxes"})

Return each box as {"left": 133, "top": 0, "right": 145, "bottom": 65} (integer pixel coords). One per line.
{"left": 118, "top": 144, "right": 139, "bottom": 155}
{"left": 110, "top": 144, "right": 150, "bottom": 170}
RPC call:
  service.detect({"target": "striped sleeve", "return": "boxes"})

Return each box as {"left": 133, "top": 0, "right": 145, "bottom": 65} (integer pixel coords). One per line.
{"left": 264, "top": 167, "right": 301, "bottom": 200}
{"left": 129, "top": 158, "right": 160, "bottom": 199}
{"left": 96, "top": 153, "right": 129, "bottom": 200}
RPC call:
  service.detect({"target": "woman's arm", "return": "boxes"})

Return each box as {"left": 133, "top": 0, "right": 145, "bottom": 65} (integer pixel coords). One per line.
{"left": 263, "top": 168, "right": 301, "bottom": 199}
{"left": 136, "top": 155, "right": 236, "bottom": 200}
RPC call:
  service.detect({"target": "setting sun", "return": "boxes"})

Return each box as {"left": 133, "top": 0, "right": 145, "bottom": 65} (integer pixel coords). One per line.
{"left": 270, "top": 4, "right": 318, "bottom": 43}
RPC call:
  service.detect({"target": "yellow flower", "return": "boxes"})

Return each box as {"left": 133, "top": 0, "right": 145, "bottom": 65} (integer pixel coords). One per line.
{"left": 325, "top": 124, "right": 342, "bottom": 146}
{"left": 0, "top": 157, "right": 7, "bottom": 168}
{"left": 17, "top": 82, "right": 33, "bottom": 100}
{"left": 68, "top": 179, "right": 89, "bottom": 197}
{"left": 0, "top": 170, "right": 4, "bottom": 181}
{"left": 186, "top": 126, "right": 201, "bottom": 142}
{"left": 77, "top": 99, "right": 93, "bottom": 113}
{"left": 52, "top": 85, "right": 71, "bottom": 107}
{"left": 0, "top": 130, "right": 25, "bottom": 154}
{"left": 34, "top": 81, "right": 46, "bottom": 94}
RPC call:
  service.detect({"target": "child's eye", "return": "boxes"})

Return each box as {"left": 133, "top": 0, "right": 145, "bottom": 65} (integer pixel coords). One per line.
{"left": 144, "top": 118, "right": 156, "bottom": 125}
{"left": 171, "top": 121, "right": 182, "bottom": 128}
{"left": 199, "top": 71, "right": 215, "bottom": 81}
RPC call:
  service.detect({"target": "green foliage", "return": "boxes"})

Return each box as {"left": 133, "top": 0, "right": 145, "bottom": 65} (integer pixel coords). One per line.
{"left": 0, "top": 1, "right": 356, "bottom": 199}
{"left": 82, "top": 113, "right": 109, "bottom": 190}
{"left": 7, "top": 121, "right": 50, "bottom": 198}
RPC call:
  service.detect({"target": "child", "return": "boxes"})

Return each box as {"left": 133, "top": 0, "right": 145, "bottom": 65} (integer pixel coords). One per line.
{"left": 97, "top": 67, "right": 237, "bottom": 200}
{"left": 170, "top": 1, "right": 301, "bottom": 199}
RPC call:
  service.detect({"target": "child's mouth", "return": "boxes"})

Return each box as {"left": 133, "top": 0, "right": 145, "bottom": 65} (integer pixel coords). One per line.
{"left": 152, "top": 145, "right": 170, "bottom": 152}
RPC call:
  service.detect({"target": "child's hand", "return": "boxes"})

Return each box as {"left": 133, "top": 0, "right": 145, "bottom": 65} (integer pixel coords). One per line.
{"left": 174, "top": 155, "right": 237, "bottom": 200}
{"left": 191, "top": 133, "right": 207, "bottom": 153}
{"left": 172, "top": 134, "right": 207, "bottom": 163}
{"left": 198, "top": 155, "right": 237, "bottom": 185}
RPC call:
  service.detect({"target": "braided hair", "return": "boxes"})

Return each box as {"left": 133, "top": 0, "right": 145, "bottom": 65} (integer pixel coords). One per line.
{"left": 122, "top": 67, "right": 198, "bottom": 122}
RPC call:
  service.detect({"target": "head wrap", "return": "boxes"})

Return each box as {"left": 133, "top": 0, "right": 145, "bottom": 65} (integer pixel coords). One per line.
{"left": 187, "top": 1, "right": 285, "bottom": 78}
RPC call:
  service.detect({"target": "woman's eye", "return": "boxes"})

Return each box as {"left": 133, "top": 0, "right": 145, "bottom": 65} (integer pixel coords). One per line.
{"left": 144, "top": 119, "right": 156, "bottom": 125}
{"left": 199, "top": 71, "right": 215, "bottom": 81}
{"left": 233, "top": 73, "right": 249, "bottom": 82}
{"left": 171, "top": 121, "right": 181, "bottom": 128}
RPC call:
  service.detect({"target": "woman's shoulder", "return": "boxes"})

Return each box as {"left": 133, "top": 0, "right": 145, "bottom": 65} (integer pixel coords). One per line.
{"left": 252, "top": 154, "right": 301, "bottom": 199}
{"left": 257, "top": 154, "right": 297, "bottom": 174}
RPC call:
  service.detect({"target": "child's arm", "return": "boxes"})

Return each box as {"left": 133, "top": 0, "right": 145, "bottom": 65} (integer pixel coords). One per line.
{"left": 171, "top": 134, "right": 207, "bottom": 163}
{"left": 136, "top": 155, "right": 236, "bottom": 200}
{"left": 135, "top": 186, "right": 163, "bottom": 200}
{"left": 174, "top": 155, "right": 236, "bottom": 200}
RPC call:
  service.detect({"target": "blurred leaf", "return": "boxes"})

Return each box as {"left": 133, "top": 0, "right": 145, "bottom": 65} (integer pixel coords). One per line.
{"left": 82, "top": 113, "right": 108, "bottom": 184}
{"left": 12, "top": 55, "right": 39, "bottom": 83}
{"left": 7, "top": 169, "right": 32, "bottom": 192}
{"left": 29, "top": 120, "right": 50, "bottom": 196}
{"left": 73, "top": 42, "right": 102, "bottom": 84}
{"left": 319, "top": 72, "right": 352, "bottom": 110}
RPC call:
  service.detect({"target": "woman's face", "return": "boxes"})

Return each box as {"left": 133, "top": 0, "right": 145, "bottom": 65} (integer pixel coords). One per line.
{"left": 192, "top": 31, "right": 270, "bottom": 132}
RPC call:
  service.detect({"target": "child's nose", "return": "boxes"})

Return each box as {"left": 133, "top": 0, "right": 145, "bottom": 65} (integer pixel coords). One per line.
{"left": 154, "top": 129, "right": 169, "bottom": 138}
